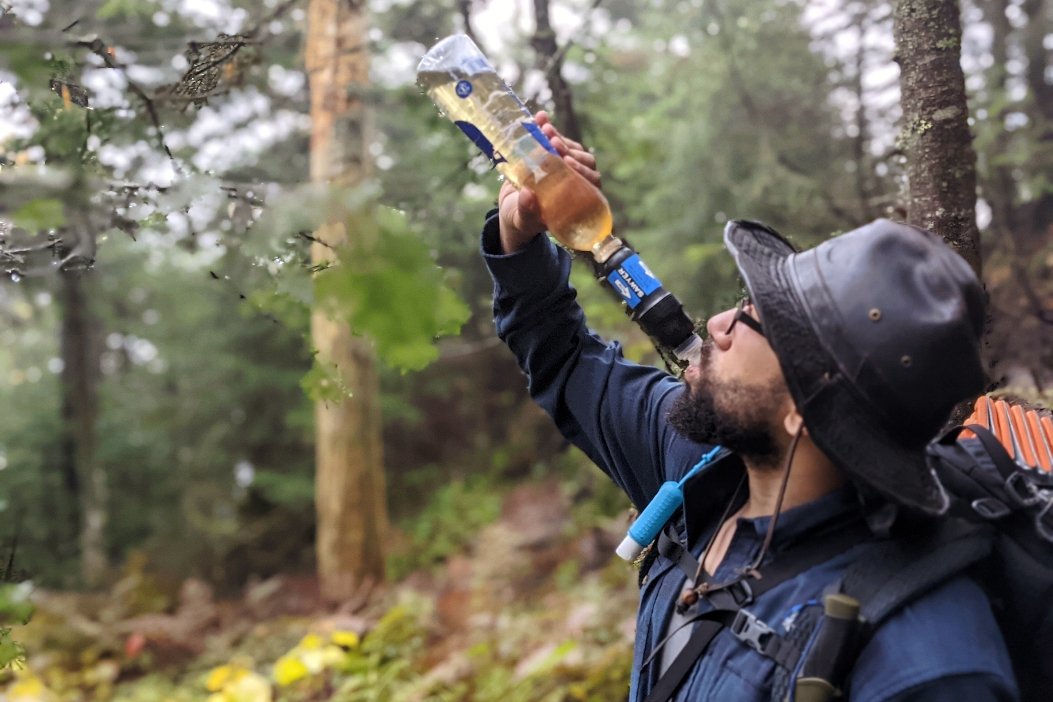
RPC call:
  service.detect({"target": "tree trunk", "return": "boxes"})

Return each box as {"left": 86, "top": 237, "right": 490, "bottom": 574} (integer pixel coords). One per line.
{"left": 1019, "top": 0, "right": 1053, "bottom": 246}
{"left": 851, "top": 10, "right": 875, "bottom": 220}
{"left": 532, "top": 0, "right": 584, "bottom": 143}
{"left": 893, "top": 0, "right": 980, "bottom": 275}
{"left": 305, "top": 0, "right": 388, "bottom": 602}
{"left": 59, "top": 270, "right": 107, "bottom": 587}
{"left": 979, "top": 0, "right": 1016, "bottom": 239}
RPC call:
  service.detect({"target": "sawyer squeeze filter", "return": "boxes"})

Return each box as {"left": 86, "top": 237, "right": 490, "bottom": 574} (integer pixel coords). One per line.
{"left": 616, "top": 446, "right": 726, "bottom": 561}
{"left": 598, "top": 244, "right": 703, "bottom": 364}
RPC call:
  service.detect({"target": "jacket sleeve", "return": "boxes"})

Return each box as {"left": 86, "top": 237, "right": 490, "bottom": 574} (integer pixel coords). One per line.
{"left": 481, "top": 210, "right": 708, "bottom": 508}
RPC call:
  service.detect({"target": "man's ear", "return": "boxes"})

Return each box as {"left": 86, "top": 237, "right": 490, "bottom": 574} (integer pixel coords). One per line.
{"left": 782, "top": 401, "right": 807, "bottom": 438}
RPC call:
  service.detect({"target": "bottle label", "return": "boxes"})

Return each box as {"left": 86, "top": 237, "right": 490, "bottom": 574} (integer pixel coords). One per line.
{"left": 462, "top": 56, "right": 492, "bottom": 75}
{"left": 454, "top": 120, "right": 507, "bottom": 167}
{"left": 521, "top": 121, "right": 559, "bottom": 156}
{"left": 607, "top": 254, "right": 662, "bottom": 309}
{"left": 455, "top": 79, "right": 472, "bottom": 98}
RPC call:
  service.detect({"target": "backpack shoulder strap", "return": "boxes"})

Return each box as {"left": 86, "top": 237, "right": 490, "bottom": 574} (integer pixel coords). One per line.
{"left": 842, "top": 518, "right": 993, "bottom": 626}
{"left": 784, "top": 519, "right": 994, "bottom": 702}
{"left": 645, "top": 521, "right": 872, "bottom": 702}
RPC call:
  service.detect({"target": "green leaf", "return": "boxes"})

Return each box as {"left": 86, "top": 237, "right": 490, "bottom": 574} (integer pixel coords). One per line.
{"left": 300, "top": 357, "right": 352, "bottom": 403}
{"left": 0, "top": 628, "right": 25, "bottom": 669}
{"left": 313, "top": 205, "right": 469, "bottom": 372}
{"left": 11, "top": 197, "right": 65, "bottom": 231}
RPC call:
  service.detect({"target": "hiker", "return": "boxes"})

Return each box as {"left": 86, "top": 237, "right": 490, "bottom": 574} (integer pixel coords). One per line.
{"left": 480, "top": 112, "right": 1018, "bottom": 701}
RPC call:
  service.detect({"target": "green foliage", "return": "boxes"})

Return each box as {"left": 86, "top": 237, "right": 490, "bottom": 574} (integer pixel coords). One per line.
{"left": 10, "top": 198, "right": 66, "bottom": 232}
{"left": 387, "top": 476, "right": 501, "bottom": 579}
{"left": 0, "top": 628, "right": 26, "bottom": 670}
{"left": 314, "top": 205, "right": 470, "bottom": 372}
{"left": 0, "top": 584, "right": 33, "bottom": 670}
{"left": 96, "top": 0, "right": 153, "bottom": 20}
{"left": 249, "top": 182, "right": 471, "bottom": 378}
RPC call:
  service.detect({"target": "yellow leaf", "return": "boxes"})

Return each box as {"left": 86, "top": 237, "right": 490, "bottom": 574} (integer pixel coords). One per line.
{"left": 205, "top": 665, "right": 234, "bottom": 692}
{"left": 320, "top": 645, "right": 345, "bottom": 668}
{"left": 273, "top": 655, "right": 309, "bottom": 687}
{"left": 224, "top": 670, "right": 272, "bottom": 702}
{"left": 297, "top": 633, "right": 324, "bottom": 650}
{"left": 330, "top": 630, "right": 360, "bottom": 648}
{"left": 8, "top": 674, "right": 56, "bottom": 702}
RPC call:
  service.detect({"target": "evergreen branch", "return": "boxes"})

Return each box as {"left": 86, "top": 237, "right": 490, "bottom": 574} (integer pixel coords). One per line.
{"left": 73, "top": 37, "right": 177, "bottom": 165}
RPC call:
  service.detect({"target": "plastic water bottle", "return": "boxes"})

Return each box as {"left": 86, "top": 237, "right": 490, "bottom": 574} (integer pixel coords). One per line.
{"left": 417, "top": 34, "right": 702, "bottom": 363}
{"left": 417, "top": 34, "right": 619, "bottom": 260}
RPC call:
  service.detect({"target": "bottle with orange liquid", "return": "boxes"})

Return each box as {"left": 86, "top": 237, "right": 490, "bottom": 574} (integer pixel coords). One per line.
{"left": 417, "top": 34, "right": 701, "bottom": 364}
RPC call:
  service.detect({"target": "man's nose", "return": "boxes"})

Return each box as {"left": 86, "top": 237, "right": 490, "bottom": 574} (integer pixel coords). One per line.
{"left": 706, "top": 307, "right": 737, "bottom": 350}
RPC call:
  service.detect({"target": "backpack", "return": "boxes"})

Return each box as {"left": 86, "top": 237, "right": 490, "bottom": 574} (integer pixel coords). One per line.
{"left": 774, "top": 403, "right": 1053, "bottom": 702}
{"left": 643, "top": 398, "right": 1053, "bottom": 702}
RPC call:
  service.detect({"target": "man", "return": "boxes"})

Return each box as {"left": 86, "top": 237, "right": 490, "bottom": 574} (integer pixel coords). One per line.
{"left": 481, "top": 112, "right": 1017, "bottom": 701}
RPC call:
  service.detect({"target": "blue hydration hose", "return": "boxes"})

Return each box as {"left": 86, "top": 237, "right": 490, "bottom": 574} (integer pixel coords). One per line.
{"left": 615, "top": 445, "right": 726, "bottom": 561}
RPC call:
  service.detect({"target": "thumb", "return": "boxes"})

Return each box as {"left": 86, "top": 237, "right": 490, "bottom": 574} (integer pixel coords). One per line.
{"left": 518, "top": 188, "right": 540, "bottom": 215}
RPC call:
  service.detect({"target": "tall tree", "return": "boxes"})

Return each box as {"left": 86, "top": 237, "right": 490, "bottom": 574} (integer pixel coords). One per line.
{"left": 531, "top": 0, "right": 583, "bottom": 143}
{"left": 893, "top": 0, "right": 981, "bottom": 274}
{"left": 58, "top": 267, "right": 106, "bottom": 587}
{"left": 305, "top": 0, "right": 388, "bottom": 601}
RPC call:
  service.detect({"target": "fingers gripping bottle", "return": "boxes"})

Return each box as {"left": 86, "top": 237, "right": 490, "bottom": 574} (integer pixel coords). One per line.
{"left": 417, "top": 34, "right": 701, "bottom": 364}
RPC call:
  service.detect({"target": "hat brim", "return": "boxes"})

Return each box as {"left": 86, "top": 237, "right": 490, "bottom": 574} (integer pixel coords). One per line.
{"left": 723, "top": 220, "right": 948, "bottom": 515}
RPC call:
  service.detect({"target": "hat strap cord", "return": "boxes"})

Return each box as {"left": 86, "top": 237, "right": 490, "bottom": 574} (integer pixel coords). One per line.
{"left": 741, "top": 424, "right": 805, "bottom": 579}
{"left": 682, "top": 424, "right": 805, "bottom": 606}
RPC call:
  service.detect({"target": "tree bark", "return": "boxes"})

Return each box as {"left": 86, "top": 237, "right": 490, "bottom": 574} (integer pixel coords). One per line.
{"left": 979, "top": 0, "right": 1016, "bottom": 239}
{"left": 305, "top": 0, "right": 388, "bottom": 602}
{"left": 893, "top": 0, "right": 981, "bottom": 275}
{"left": 532, "top": 0, "right": 584, "bottom": 143}
{"left": 58, "top": 269, "right": 107, "bottom": 587}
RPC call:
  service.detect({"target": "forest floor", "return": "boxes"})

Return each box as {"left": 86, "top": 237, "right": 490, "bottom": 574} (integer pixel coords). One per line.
{"left": 1, "top": 478, "right": 641, "bottom": 702}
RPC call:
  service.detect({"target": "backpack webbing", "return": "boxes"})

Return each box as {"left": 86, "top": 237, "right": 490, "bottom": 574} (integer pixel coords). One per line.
{"left": 642, "top": 521, "right": 871, "bottom": 702}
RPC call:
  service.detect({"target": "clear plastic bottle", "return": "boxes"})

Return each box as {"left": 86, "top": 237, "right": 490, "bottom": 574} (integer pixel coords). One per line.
{"left": 417, "top": 34, "right": 621, "bottom": 261}
{"left": 418, "top": 34, "right": 701, "bottom": 364}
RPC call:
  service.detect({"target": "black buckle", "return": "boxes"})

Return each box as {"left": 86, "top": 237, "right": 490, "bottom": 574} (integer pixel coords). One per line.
{"left": 730, "top": 609, "right": 774, "bottom": 654}
{"left": 1036, "top": 498, "right": 1053, "bottom": 544}
{"left": 971, "top": 497, "right": 1011, "bottom": 520}
{"left": 728, "top": 578, "right": 754, "bottom": 606}
{"left": 1005, "top": 472, "right": 1042, "bottom": 507}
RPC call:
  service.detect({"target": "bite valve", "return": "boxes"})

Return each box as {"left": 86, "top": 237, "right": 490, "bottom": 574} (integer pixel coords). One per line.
{"left": 615, "top": 445, "right": 726, "bottom": 562}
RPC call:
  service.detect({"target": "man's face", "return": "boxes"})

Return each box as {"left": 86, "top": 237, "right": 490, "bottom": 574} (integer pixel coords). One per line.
{"left": 667, "top": 300, "right": 792, "bottom": 470}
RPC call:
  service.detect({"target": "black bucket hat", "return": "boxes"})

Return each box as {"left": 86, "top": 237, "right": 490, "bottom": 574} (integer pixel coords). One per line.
{"left": 723, "top": 219, "right": 986, "bottom": 514}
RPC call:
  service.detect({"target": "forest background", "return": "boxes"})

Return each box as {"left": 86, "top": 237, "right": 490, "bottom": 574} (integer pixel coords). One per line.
{"left": 0, "top": 0, "right": 1051, "bottom": 700}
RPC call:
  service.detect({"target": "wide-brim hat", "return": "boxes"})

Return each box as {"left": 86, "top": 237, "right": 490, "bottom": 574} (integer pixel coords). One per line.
{"left": 723, "top": 219, "right": 986, "bottom": 514}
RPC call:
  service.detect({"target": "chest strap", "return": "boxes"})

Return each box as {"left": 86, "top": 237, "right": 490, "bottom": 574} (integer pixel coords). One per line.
{"left": 643, "top": 521, "right": 871, "bottom": 702}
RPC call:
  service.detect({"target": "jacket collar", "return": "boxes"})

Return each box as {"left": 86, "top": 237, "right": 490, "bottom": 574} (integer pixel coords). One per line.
{"left": 682, "top": 450, "right": 865, "bottom": 550}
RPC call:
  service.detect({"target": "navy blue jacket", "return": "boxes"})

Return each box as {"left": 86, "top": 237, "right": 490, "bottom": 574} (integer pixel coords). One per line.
{"left": 481, "top": 213, "right": 1018, "bottom": 702}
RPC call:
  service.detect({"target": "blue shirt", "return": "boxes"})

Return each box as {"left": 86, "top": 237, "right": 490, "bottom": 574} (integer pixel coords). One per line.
{"left": 481, "top": 214, "right": 1018, "bottom": 701}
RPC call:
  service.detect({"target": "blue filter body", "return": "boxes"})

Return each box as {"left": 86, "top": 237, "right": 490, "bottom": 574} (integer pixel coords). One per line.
{"left": 615, "top": 481, "right": 684, "bottom": 561}
{"left": 629, "top": 481, "right": 684, "bottom": 544}
{"left": 614, "top": 446, "right": 725, "bottom": 562}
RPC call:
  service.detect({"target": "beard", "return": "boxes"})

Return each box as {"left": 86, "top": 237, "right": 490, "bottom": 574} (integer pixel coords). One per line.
{"left": 667, "top": 342, "right": 789, "bottom": 470}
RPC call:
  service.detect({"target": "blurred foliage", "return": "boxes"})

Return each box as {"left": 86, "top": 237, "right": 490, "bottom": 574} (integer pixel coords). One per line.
{"left": 0, "top": 584, "right": 32, "bottom": 670}
{"left": 386, "top": 476, "right": 502, "bottom": 580}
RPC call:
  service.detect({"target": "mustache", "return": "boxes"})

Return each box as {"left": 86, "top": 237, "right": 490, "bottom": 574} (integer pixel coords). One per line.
{"left": 683, "top": 340, "right": 715, "bottom": 384}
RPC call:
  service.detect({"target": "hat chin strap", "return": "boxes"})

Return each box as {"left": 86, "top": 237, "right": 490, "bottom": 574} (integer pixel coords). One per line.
{"left": 682, "top": 425, "right": 805, "bottom": 607}
{"left": 741, "top": 424, "right": 804, "bottom": 579}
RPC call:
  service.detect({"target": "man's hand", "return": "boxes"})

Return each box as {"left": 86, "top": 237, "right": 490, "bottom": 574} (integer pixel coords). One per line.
{"left": 497, "top": 110, "right": 602, "bottom": 253}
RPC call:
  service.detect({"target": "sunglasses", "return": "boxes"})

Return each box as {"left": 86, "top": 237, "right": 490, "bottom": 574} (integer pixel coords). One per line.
{"left": 725, "top": 297, "right": 765, "bottom": 338}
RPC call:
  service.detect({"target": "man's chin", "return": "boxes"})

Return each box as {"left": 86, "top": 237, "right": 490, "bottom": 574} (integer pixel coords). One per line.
{"left": 667, "top": 389, "right": 718, "bottom": 445}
